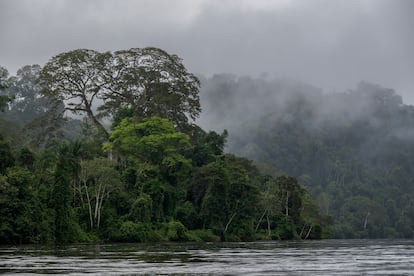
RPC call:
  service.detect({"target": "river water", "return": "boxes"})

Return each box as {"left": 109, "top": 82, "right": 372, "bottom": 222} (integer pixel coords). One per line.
{"left": 1, "top": 240, "right": 414, "bottom": 275}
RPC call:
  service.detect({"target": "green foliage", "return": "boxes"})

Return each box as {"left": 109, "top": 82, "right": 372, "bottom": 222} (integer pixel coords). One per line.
{"left": 159, "top": 221, "right": 188, "bottom": 241}
{"left": 130, "top": 193, "right": 152, "bottom": 223}
{"left": 0, "top": 64, "right": 69, "bottom": 147}
{"left": 108, "top": 117, "right": 191, "bottom": 184}
{"left": 275, "top": 176, "right": 304, "bottom": 224}
{"left": 174, "top": 201, "right": 199, "bottom": 229}
{"left": 17, "top": 146, "right": 35, "bottom": 169}
{"left": 0, "top": 96, "right": 11, "bottom": 112}
{"left": 0, "top": 175, "right": 19, "bottom": 243}
{"left": 108, "top": 117, "right": 192, "bottom": 224}
{"left": 39, "top": 49, "right": 111, "bottom": 138}
{"left": 0, "top": 66, "right": 11, "bottom": 112}
{"left": 191, "top": 155, "right": 261, "bottom": 241}
{"left": 0, "top": 134, "right": 14, "bottom": 174}
{"left": 39, "top": 47, "right": 201, "bottom": 137}
{"left": 0, "top": 51, "right": 331, "bottom": 244}
{"left": 186, "top": 229, "right": 220, "bottom": 242}
{"left": 79, "top": 157, "right": 122, "bottom": 229}
{"left": 186, "top": 126, "right": 227, "bottom": 167}
{"left": 101, "top": 47, "right": 201, "bottom": 130}
{"left": 52, "top": 142, "right": 85, "bottom": 243}
{"left": 0, "top": 165, "right": 55, "bottom": 244}
{"left": 117, "top": 221, "right": 156, "bottom": 242}
{"left": 275, "top": 216, "right": 298, "bottom": 240}
{"left": 201, "top": 75, "right": 414, "bottom": 239}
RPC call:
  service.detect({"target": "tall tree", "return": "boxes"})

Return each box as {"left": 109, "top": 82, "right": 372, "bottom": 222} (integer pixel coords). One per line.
{"left": 101, "top": 47, "right": 201, "bottom": 129}
{"left": 39, "top": 47, "right": 201, "bottom": 139}
{"left": 193, "top": 155, "right": 260, "bottom": 240}
{"left": 2, "top": 65, "right": 67, "bottom": 146}
{"left": 0, "top": 134, "right": 14, "bottom": 174}
{"left": 107, "top": 116, "right": 191, "bottom": 222}
{"left": 79, "top": 157, "right": 121, "bottom": 229}
{"left": 0, "top": 66, "right": 11, "bottom": 112}
{"left": 108, "top": 116, "right": 191, "bottom": 176}
{"left": 39, "top": 49, "right": 112, "bottom": 138}
{"left": 52, "top": 142, "right": 84, "bottom": 243}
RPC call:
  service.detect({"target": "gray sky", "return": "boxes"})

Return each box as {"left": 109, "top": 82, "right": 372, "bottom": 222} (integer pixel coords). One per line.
{"left": 1, "top": 0, "right": 413, "bottom": 102}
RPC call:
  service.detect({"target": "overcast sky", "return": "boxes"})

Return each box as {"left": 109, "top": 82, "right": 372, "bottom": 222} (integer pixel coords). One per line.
{"left": 1, "top": 0, "right": 413, "bottom": 102}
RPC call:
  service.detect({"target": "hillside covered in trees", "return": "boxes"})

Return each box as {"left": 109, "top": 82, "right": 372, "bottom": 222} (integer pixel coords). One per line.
{"left": 199, "top": 74, "right": 414, "bottom": 238}
{"left": 0, "top": 48, "right": 330, "bottom": 244}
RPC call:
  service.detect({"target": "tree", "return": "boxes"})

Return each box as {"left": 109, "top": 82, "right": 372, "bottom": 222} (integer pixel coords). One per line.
{"left": 108, "top": 116, "right": 191, "bottom": 177}
{"left": 275, "top": 176, "right": 304, "bottom": 223}
{"left": 101, "top": 47, "right": 201, "bottom": 129}
{"left": 338, "top": 196, "right": 387, "bottom": 238}
{"left": 52, "top": 142, "right": 85, "bottom": 243}
{"left": 0, "top": 66, "right": 11, "bottom": 112}
{"left": 0, "top": 134, "right": 14, "bottom": 174}
{"left": 185, "top": 125, "right": 227, "bottom": 167}
{"left": 192, "top": 155, "right": 260, "bottom": 240}
{"left": 107, "top": 116, "right": 191, "bottom": 222}
{"left": 299, "top": 191, "right": 331, "bottom": 239}
{"left": 196, "top": 161, "right": 229, "bottom": 233}
{"left": 4, "top": 65, "right": 43, "bottom": 124}
{"left": 255, "top": 176, "right": 282, "bottom": 237}
{"left": 0, "top": 65, "right": 68, "bottom": 147}
{"left": 17, "top": 146, "right": 35, "bottom": 170}
{"left": 39, "top": 49, "right": 112, "bottom": 138}
{"left": 79, "top": 157, "right": 121, "bottom": 229}
{"left": 0, "top": 175, "right": 18, "bottom": 243}
{"left": 39, "top": 47, "right": 201, "bottom": 139}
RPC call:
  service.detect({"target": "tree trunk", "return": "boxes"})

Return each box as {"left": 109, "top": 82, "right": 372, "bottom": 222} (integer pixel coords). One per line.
{"left": 224, "top": 212, "right": 237, "bottom": 234}
{"left": 96, "top": 185, "right": 106, "bottom": 229}
{"left": 255, "top": 209, "right": 267, "bottom": 233}
{"left": 304, "top": 225, "right": 313, "bottom": 240}
{"left": 83, "top": 180, "right": 94, "bottom": 229}
{"left": 299, "top": 224, "right": 306, "bottom": 238}
{"left": 84, "top": 99, "right": 109, "bottom": 139}
{"left": 285, "top": 191, "right": 290, "bottom": 216}
{"left": 94, "top": 184, "right": 101, "bottom": 226}
{"left": 266, "top": 214, "right": 271, "bottom": 236}
{"left": 363, "top": 212, "right": 370, "bottom": 230}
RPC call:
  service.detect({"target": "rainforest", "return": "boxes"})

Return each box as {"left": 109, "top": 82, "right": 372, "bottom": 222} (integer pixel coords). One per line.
{"left": 2, "top": 46, "right": 414, "bottom": 244}
{"left": 0, "top": 48, "right": 331, "bottom": 244}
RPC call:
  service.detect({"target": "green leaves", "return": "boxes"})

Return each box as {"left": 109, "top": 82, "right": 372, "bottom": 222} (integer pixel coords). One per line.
{"left": 109, "top": 117, "right": 190, "bottom": 172}
{"left": 39, "top": 49, "right": 111, "bottom": 138}
{"left": 0, "top": 135, "right": 14, "bottom": 174}
{"left": 39, "top": 47, "right": 201, "bottom": 138}
{"left": 103, "top": 48, "right": 201, "bottom": 128}
{"left": 107, "top": 117, "right": 191, "bottom": 224}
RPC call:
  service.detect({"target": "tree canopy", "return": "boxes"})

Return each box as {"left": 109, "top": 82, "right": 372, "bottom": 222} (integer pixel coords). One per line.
{"left": 39, "top": 47, "right": 201, "bottom": 139}
{"left": 0, "top": 51, "right": 330, "bottom": 245}
{"left": 200, "top": 74, "right": 414, "bottom": 238}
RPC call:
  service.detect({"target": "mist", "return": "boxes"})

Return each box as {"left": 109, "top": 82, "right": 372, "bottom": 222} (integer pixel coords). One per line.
{"left": 197, "top": 73, "right": 412, "bottom": 179}
{"left": 1, "top": 0, "right": 413, "bottom": 102}
{"left": 2, "top": 0, "right": 414, "bottom": 239}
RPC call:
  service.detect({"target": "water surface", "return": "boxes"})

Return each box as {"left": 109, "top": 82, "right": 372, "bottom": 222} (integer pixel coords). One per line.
{"left": 1, "top": 239, "right": 414, "bottom": 275}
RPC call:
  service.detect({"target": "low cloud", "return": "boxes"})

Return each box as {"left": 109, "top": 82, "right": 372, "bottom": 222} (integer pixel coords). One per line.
{"left": 0, "top": 0, "right": 413, "bottom": 102}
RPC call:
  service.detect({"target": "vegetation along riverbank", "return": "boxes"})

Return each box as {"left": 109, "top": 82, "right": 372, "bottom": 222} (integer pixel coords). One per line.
{"left": 0, "top": 48, "right": 332, "bottom": 244}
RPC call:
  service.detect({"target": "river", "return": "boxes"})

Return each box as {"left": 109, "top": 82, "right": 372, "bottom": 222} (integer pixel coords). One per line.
{"left": 1, "top": 239, "right": 414, "bottom": 275}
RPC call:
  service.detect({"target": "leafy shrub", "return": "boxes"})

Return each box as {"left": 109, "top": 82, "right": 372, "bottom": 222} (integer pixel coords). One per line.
{"left": 117, "top": 221, "right": 154, "bottom": 242}
{"left": 186, "top": 229, "right": 220, "bottom": 242}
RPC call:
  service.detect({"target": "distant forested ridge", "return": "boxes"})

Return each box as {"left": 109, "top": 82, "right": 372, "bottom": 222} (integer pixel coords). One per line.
{"left": 199, "top": 74, "right": 414, "bottom": 238}
{"left": 0, "top": 49, "right": 329, "bottom": 244}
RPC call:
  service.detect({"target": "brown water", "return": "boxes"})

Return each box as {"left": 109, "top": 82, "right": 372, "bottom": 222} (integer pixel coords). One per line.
{"left": 1, "top": 240, "right": 414, "bottom": 275}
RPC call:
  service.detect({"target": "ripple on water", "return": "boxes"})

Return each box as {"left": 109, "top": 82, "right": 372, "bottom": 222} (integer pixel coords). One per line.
{"left": 1, "top": 240, "right": 414, "bottom": 275}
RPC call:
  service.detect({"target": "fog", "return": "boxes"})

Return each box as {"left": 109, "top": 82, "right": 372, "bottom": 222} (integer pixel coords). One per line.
{"left": 0, "top": 0, "right": 413, "bottom": 102}
{"left": 2, "top": 0, "right": 414, "bottom": 240}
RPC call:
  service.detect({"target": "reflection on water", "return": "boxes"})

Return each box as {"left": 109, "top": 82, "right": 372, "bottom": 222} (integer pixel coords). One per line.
{"left": 1, "top": 240, "right": 414, "bottom": 275}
